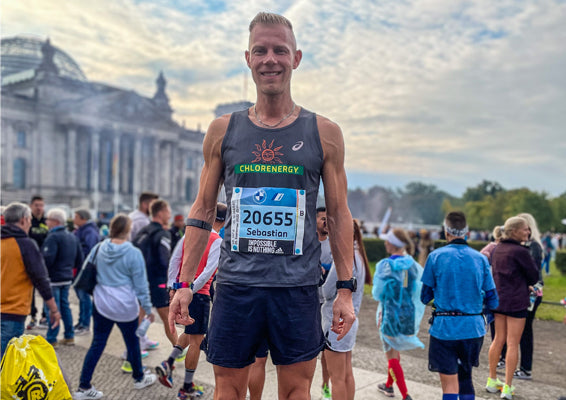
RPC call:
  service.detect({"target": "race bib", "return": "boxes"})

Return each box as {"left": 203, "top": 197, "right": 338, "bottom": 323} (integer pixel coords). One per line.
{"left": 231, "top": 187, "right": 306, "bottom": 255}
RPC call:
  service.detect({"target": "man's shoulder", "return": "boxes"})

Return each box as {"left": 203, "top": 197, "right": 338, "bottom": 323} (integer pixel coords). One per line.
{"left": 14, "top": 235, "right": 42, "bottom": 256}
{"left": 130, "top": 210, "right": 149, "bottom": 221}
{"left": 315, "top": 114, "right": 341, "bottom": 135}
{"left": 206, "top": 115, "right": 231, "bottom": 145}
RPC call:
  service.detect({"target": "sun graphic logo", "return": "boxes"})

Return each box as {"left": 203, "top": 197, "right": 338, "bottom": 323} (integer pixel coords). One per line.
{"left": 252, "top": 139, "right": 284, "bottom": 164}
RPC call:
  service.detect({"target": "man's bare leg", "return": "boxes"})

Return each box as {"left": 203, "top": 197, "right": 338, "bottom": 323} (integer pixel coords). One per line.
{"left": 248, "top": 356, "right": 267, "bottom": 400}
{"left": 276, "top": 357, "right": 317, "bottom": 400}
{"left": 321, "top": 351, "right": 330, "bottom": 392}
{"left": 324, "top": 350, "right": 349, "bottom": 400}
{"left": 439, "top": 373, "right": 459, "bottom": 394}
{"left": 156, "top": 306, "right": 177, "bottom": 346}
{"left": 213, "top": 365, "right": 250, "bottom": 400}
{"left": 186, "top": 334, "right": 204, "bottom": 370}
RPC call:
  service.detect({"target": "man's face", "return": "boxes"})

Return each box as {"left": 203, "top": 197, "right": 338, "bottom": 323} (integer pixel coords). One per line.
{"left": 245, "top": 23, "right": 302, "bottom": 96}
{"left": 21, "top": 215, "right": 32, "bottom": 233}
{"left": 317, "top": 211, "right": 328, "bottom": 237}
{"left": 30, "top": 200, "right": 44, "bottom": 218}
{"left": 174, "top": 219, "right": 184, "bottom": 229}
{"left": 141, "top": 200, "right": 152, "bottom": 215}
{"left": 74, "top": 213, "right": 85, "bottom": 228}
{"left": 158, "top": 206, "right": 172, "bottom": 228}
{"left": 46, "top": 216, "right": 59, "bottom": 230}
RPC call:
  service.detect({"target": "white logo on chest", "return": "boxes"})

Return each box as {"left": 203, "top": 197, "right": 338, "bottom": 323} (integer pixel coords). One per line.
{"left": 292, "top": 141, "right": 304, "bottom": 151}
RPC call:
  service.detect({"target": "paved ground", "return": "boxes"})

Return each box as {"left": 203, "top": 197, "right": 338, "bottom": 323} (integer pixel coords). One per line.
{"left": 23, "top": 291, "right": 566, "bottom": 399}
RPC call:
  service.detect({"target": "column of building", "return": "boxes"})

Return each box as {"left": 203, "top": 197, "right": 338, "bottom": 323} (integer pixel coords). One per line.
{"left": 3, "top": 122, "right": 13, "bottom": 187}
{"left": 112, "top": 135, "right": 121, "bottom": 214}
{"left": 66, "top": 126, "right": 77, "bottom": 189}
{"left": 90, "top": 130, "right": 100, "bottom": 216}
{"left": 132, "top": 136, "right": 142, "bottom": 210}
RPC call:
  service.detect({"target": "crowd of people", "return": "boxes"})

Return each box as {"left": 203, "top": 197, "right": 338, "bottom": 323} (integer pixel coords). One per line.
{"left": 1, "top": 10, "right": 565, "bottom": 400}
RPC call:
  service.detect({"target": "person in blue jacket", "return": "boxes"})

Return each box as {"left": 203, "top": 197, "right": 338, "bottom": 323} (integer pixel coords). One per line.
{"left": 421, "top": 211, "right": 499, "bottom": 400}
{"left": 373, "top": 227, "right": 425, "bottom": 400}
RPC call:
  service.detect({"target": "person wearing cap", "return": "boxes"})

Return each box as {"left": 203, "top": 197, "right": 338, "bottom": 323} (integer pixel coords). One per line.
{"left": 373, "top": 227, "right": 425, "bottom": 400}
{"left": 169, "top": 214, "right": 185, "bottom": 252}
{"left": 155, "top": 202, "right": 226, "bottom": 398}
{"left": 73, "top": 208, "right": 101, "bottom": 336}
{"left": 421, "top": 211, "right": 499, "bottom": 400}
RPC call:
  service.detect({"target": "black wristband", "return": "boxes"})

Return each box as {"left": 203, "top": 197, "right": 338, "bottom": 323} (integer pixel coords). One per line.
{"left": 185, "top": 218, "right": 212, "bottom": 232}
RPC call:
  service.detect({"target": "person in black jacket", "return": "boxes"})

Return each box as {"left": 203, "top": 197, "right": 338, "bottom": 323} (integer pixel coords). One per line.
{"left": 73, "top": 208, "right": 101, "bottom": 336}
{"left": 27, "top": 195, "right": 50, "bottom": 329}
{"left": 133, "top": 199, "right": 174, "bottom": 347}
{"left": 42, "top": 208, "right": 84, "bottom": 346}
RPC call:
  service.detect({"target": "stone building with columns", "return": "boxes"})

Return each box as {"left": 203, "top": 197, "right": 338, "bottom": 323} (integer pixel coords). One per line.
{"left": 1, "top": 36, "right": 204, "bottom": 216}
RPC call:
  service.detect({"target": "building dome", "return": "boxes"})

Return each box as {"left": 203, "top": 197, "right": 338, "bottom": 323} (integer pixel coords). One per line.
{"left": 1, "top": 35, "right": 87, "bottom": 81}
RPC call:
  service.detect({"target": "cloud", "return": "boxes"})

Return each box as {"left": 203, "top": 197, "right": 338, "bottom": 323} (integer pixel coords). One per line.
{"left": 2, "top": 0, "right": 564, "bottom": 196}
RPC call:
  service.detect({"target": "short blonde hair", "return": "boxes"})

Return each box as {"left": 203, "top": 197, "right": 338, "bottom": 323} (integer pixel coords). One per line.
{"left": 249, "top": 12, "right": 296, "bottom": 49}
{"left": 501, "top": 216, "right": 527, "bottom": 240}
{"left": 249, "top": 12, "right": 293, "bottom": 32}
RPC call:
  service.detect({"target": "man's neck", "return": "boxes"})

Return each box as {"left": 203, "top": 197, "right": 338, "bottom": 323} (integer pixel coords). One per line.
{"left": 13, "top": 222, "right": 26, "bottom": 231}
{"left": 318, "top": 233, "right": 328, "bottom": 242}
{"left": 447, "top": 234, "right": 466, "bottom": 243}
{"left": 254, "top": 94, "right": 294, "bottom": 116}
{"left": 32, "top": 213, "right": 43, "bottom": 220}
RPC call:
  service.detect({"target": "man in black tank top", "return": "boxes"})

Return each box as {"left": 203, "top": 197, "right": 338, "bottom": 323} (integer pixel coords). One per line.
{"left": 168, "top": 12, "right": 356, "bottom": 400}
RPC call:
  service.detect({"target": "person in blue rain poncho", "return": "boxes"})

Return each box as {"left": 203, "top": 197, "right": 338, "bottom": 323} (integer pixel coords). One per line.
{"left": 373, "top": 228, "right": 425, "bottom": 400}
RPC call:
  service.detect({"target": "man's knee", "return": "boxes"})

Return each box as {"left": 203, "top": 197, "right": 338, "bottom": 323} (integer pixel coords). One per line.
{"left": 277, "top": 358, "right": 317, "bottom": 399}
{"left": 189, "top": 334, "right": 205, "bottom": 346}
{"left": 214, "top": 365, "right": 250, "bottom": 400}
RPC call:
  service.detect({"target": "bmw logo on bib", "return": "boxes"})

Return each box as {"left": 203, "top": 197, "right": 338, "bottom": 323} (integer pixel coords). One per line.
{"left": 253, "top": 189, "right": 267, "bottom": 204}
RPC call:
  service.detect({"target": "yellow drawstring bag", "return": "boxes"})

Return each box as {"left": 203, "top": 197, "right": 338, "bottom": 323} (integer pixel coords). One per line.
{"left": 0, "top": 334, "right": 72, "bottom": 399}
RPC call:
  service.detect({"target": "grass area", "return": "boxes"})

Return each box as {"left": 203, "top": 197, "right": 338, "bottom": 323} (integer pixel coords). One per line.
{"left": 536, "top": 260, "right": 566, "bottom": 322}
{"left": 363, "top": 260, "right": 566, "bottom": 322}
{"left": 363, "top": 261, "right": 377, "bottom": 297}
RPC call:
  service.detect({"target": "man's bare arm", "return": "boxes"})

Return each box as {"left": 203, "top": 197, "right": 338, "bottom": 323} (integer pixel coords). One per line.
{"left": 318, "top": 116, "right": 355, "bottom": 340}
{"left": 168, "top": 115, "right": 228, "bottom": 332}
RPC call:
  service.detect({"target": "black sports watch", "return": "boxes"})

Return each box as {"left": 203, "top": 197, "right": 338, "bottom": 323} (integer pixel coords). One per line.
{"left": 336, "top": 277, "right": 357, "bottom": 292}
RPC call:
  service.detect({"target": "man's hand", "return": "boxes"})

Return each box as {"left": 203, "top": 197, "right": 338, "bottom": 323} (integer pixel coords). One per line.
{"left": 331, "top": 289, "right": 356, "bottom": 340}
{"left": 168, "top": 287, "right": 195, "bottom": 334}
{"left": 49, "top": 309, "right": 60, "bottom": 330}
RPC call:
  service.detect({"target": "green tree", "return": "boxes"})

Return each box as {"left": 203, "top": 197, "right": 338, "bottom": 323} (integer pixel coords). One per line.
{"left": 462, "top": 180, "right": 505, "bottom": 203}
{"left": 550, "top": 192, "right": 566, "bottom": 233}
{"left": 398, "top": 182, "right": 449, "bottom": 224}
{"left": 503, "top": 189, "right": 554, "bottom": 231}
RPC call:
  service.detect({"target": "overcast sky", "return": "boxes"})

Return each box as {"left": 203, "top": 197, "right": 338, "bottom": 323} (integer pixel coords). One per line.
{"left": 3, "top": 0, "right": 565, "bottom": 197}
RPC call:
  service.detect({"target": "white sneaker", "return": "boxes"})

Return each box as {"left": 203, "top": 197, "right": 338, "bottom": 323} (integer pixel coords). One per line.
{"left": 73, "top": 386, "right": 103, "bottom": 399}
{"left": 133, "top": 373, "right": 157, "bottom": 389}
